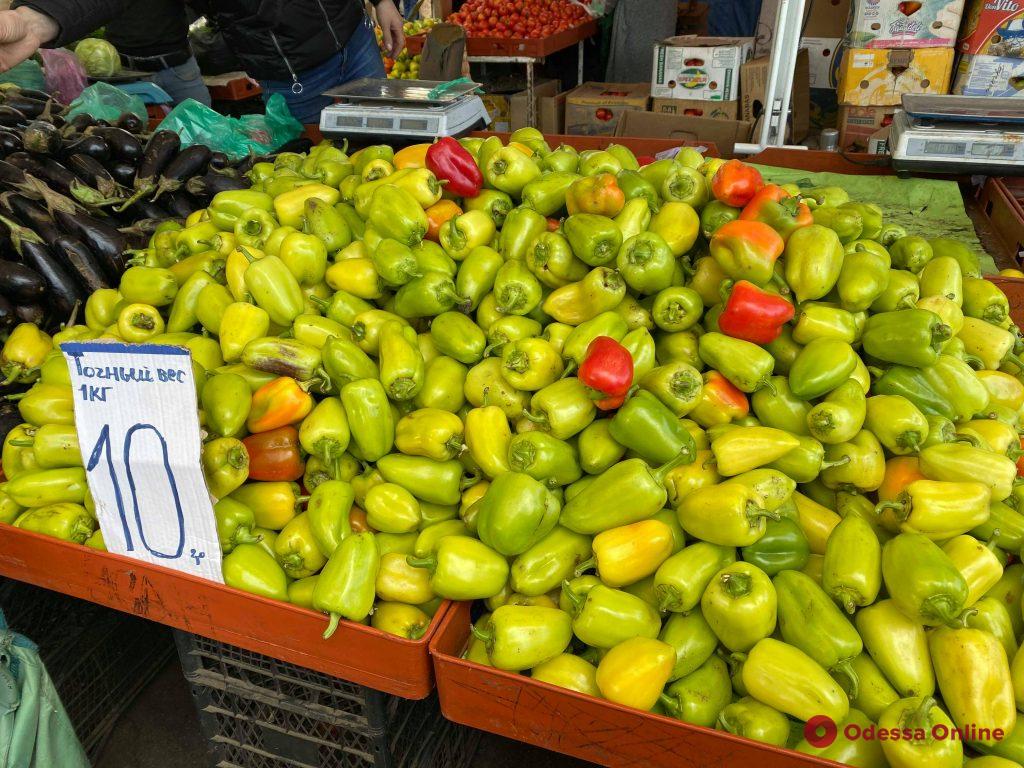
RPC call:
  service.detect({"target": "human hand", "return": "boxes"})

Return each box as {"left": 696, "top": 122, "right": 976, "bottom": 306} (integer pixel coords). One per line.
{"left": 0, "top": 7, "right": 58, "bottom": 72}
{"left": 375, "top": 0, "right": 406, "bottom": 59}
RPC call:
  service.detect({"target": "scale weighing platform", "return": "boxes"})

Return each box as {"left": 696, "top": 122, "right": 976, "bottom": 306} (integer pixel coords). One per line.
{"left": 890, "top": 95, "right": 1024, "bottom": 176}
{"left": 318, "top": 77, "right": 490, "bottom": 139}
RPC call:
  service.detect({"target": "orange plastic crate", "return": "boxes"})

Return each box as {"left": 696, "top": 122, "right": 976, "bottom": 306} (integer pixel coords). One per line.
{"left": 430, "top": 602, "right": 839, "bottom": 768}
{"left": 0, "top": 524, "right": 445, "bottom": 698}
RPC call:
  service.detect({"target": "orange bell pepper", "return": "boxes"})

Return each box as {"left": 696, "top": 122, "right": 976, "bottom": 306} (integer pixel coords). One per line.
{"left": 739, "top": 184, "right": 812, "bottom": 240}
{"left": 247, "top": 377, "right": 314, "bottom": 433}
{"left": 426, "top": 199, "right": 463, "bottom": 242}
{"left": 350, "top": 506, "right": 370, "bottom": 532}
{"left": 394, "top": 143, "right": 432, "bottom": 170}
{"left": 566, "top": 173, "right": 626, "bottom": 217}
{"left": 877, "top": 456, "right": 926, "bottom": 502}
{"left": 688, "top": 370, "right": 750, "bottom": 427}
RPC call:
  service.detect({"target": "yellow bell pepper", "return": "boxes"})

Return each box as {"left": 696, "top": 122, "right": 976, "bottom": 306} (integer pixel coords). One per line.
{"left": 930, "top": 626, "right": 1016, "bottom": 736}
{"left": 942, "top": 535, "right": 1004, "bottom": 608}
{"left": 394, "top": 143, "right": 432, "bottom": 170}
{"left": 583, "top": 519, "right": 674, "bottom": 588}
{"left": 273, "top": 184, "right": 340, "bottom": 228}
{"left": 792, "top": 492, "right": 841, "bottom": 555}
{"left": 595, "top": 636, "right": 674, "bottom": 711}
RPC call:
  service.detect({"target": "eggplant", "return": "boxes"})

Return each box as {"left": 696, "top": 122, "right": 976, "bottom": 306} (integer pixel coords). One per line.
{"left": 68, "top": 113, "right": 96, "bottom": 132}
{"left": 0, "top": 295, "right": 16, "bottom": 334}
{"left": 4, "top": 194, "right": 62, "bottom": 245}
{"left": 209, "top": 151, "right": 230, "bottom": 170}
{"left": 52, "top": 235, "right": 110, "bottom": 292}
{"left": 85, "top": 126, "right": 143, "bottom": 164}
{"left": 186, "top": 171, "right": 250, "bottom": 198}
{"left": 23, "top": 120, "right": 63, "bottom": 155}
{"left": 67, "top": 154, "right": 122, "bottom": 199}
{"left": 116, "top": 112, "right": 145, "bottom": 134}
{"left": 118, "top": 130, "right": 180, "bottom": 209}
{"left": 6, "top": 152, "right": 112, "bottom": 207}
{"left": 123, "top": 198, "right": 170, "bottom": 221}
{"left": 62, "top": 135, "right": 110, "bottom": 163}
{"left": 152, "top": 145, "right": 211, "bottom": 199}
{"left": 0, "top": 158, "right": 28, "bottom": 187}
{"left": 0, "top": 259, "right": 47, "bottom": 302}
{"left": 1, "top": 219, "right": 83, "bottom": 319}
{"left": 14, "top": 302, "right": 45, "bottom": 325}
{"left": 53, "top": 209, "right": 127, "bottom": 279}
{"left": 3, "top": 95, "right": 48, "bottom": 119}
{"left": 163, "top": 190, "right": 198, "bottom": 219}
{"left": 0, "top": 130, "right": 21, "bottom": 156}
{"left": 108, "top": 161, "right": 136, "bottom": 187}
{"left": 0, "top": 105, "right": 27, "bottom": 127}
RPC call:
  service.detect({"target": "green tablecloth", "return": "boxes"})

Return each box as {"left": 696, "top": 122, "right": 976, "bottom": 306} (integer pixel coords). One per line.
{"left": 752, "top": 165, "right": 995, "bottom": 274}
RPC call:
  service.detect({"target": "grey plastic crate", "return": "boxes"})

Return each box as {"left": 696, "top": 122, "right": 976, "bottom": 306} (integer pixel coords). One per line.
{"left": 0, "top": 578, "right": 174, "bottom": 760}
{"left": 175, "top": 631, "right": 480, "bottom": 768}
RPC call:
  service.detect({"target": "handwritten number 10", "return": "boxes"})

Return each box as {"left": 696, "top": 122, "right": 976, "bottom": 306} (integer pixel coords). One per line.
{"left": 86, "top": 423, "right": 186, "bottom": 559}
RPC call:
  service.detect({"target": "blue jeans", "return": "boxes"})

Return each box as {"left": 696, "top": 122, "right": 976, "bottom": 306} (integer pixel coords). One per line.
{"left": 259, "top": 19, "right": 385, "bottom": 124}
{"left": 150, "top": 56, "right": 212, "bottom": 106}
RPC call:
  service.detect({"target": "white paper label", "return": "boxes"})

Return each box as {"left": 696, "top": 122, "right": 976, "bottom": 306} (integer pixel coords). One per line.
{"left": 62, "top": 341, "right": 223, "bottom": 583}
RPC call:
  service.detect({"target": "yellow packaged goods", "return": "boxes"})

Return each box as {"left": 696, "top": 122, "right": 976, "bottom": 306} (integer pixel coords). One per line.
{"left": 836, "top": 47, "right": 955, "bottom": 105}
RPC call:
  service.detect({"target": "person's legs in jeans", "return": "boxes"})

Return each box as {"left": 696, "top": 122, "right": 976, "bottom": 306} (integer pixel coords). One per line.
{"left": 338, "top": 18, "right": 386, "bottom": 82}
{"left": 150, "top": 56, "right": 212, "bottom": 106}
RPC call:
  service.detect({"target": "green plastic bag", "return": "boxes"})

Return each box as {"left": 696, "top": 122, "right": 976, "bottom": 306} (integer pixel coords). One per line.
{"left": 0, "top": 610, "right": 89, "bottom": 768}
{"left": 0, "top": 60, "right": 46, "bottom": 92}
{"left": 156, "top": 94, "right": 303, "bottom": 161}
{"left": 65, "top": 81, "right": 146, "bottom": 123}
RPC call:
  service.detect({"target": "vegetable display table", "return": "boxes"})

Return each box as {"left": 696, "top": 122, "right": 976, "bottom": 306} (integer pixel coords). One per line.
{"left": 0, "top": 525, "right": 446, "bottom": 698}
{"left": 408, "top": 19, "right": 599, "bottom": 127}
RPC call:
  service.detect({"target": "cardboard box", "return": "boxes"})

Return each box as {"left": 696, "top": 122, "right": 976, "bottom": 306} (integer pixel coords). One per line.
{"left": 846, "top": 0, "right": 965, "bottom": 48}
{"left": 754, "top": 0, "right": 849, "bottom": 56}
{"left": 614, "top": 109, "right": 754, "bottom": 156}
{"left": 650, "top": 36, "right": 754, "bottom": 101}
{"left": 867, "top": 125, "right": 891, "bottom": 154}
{"left": 740, "top": 50, "right": 810, "bottom": 142}
{"left": 480, "top": 94, "right": 511, "bottom": 133}
{"left": 564, "top": 82, "right": 650, "bottom": 136}
{"left": 959, "top": 0, "right": 1024, "bottom": 56}
{"left": 650, "top": 97, "right": 740, "bottom": 119}
{"left": 810, "top": 87, "right": 840, "bottom": 130}
{"left": 836, "top": 46, "right": 955, "bottom": 104}
{"left": 801, "top": 37, "right": 843, "bottom": 88}
{"left": 952, "top": 53, "right": 1024, "bottom": 95}
{"left": 837, "top": 104, "right": 898, "bottom": 150}
{"left": 510, "top": 79, "right": 566, "bottom": 133}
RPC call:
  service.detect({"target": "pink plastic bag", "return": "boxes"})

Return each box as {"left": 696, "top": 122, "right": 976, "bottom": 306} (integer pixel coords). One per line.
{"left": 39, "top": 48, "right": 88, "bottom": 104}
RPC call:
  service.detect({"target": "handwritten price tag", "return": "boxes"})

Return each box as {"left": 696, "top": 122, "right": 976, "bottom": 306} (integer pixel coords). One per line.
{"left": 62, "top": 341, "right": 223, "bottom": 583}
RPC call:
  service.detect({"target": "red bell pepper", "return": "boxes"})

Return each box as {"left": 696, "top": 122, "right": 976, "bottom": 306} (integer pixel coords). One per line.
{"left": 739, "top": 184, "right": 812, "bottom": 240}
{"left": 718, "top": 280, "right": 795, "bottom": 344}
{"left": 242, "top": 425, "right": 305, "bottom": 481}
{"left": 579, "top": 336, "right": 634, "bottom": 411}
{"left": 690, "top": 370, "right": 749, "bottom": 426}
{"left": 711, "top": 159, "right": 764, "bottom": 208}
{"left": 426, "top": 137, "right": 483, "bottom": 198}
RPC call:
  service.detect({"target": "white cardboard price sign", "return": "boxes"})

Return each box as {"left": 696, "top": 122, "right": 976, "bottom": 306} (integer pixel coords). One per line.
{"left": 62, "top": 341, "right": 223, "bottom": 583}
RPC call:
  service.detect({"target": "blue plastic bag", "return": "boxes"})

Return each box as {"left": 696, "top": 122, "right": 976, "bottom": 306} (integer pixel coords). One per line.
{"left": 156, "top": 93, "right": 303, "bottom": 161}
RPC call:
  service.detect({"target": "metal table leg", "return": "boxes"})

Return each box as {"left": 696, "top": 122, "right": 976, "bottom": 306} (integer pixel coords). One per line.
{"left": 526, "top": 59, "right": 536, "bottom": 128}
{"left": 578, "top": 39, "right": 584, "bottom": 85}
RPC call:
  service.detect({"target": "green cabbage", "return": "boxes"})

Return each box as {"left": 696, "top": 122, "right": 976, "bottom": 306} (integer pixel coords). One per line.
{"left": 73, "top": 38, "right": 121, "bottom": 77}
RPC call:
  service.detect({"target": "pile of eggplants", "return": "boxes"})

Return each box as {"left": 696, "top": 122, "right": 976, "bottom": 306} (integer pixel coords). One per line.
{"left": 0, "top": 85, "right": 269, "bottom": 332}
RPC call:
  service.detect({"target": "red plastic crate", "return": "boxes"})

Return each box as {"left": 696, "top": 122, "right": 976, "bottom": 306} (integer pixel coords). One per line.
{"left": 975, "top": 179, "right": 1024, "bottom": 269}
{"left": 0, "top": 524, "right": 446, "bottom": 698}
{"left": 208, "top": 76, "right": 262, "bottom": 102}
{"left": 405, "top": 18, "right": 597, "bottom": 57}
{"left": 429, "top": 602, "right": 839, "bottom": 768}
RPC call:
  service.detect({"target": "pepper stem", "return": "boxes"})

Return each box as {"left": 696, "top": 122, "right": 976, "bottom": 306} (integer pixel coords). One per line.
{"left": 234, "top": 527, "right": 262, "bottom": 546}
{"left": 322, "top": 612, "right": 341, "bottom": 640}
{"left": 520, "top": 409, "right": 549, "bottom": 427}
{"left": 650, "top": 448, "right": 696, "bottom": 484}
{"left": 560, "top": 579, "right": 584, "bottom": 614}
{"left": 658, "top": 693, "right": 680, "bottom": 717}
{"left": 903, "top": 696, "right": 937, "bottom": 737}
{"left": 921, "top": 594, "right": 961, "bottom": 627}
{"left": 720, "top": 571, "right": 752, "bottom": 599}
{"left": 406, "top": 554, "right": 437, "bottom": 573}
{"left": 573, "top": 556, "right": 596, "bottom": 578}
{"left": 820, "top": 455, "right": 851, "bottom": 470}
{"left": 874, "top": 500, "right": 908, "bottom": 521}
{"left": 470, "top": 622, "right": 493, "bottom": 646}
{"left": 656, "top": 584, "right": 681, "bottom": 613}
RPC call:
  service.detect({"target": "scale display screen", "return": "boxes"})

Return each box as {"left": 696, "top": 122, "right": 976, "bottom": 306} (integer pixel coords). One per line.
{"left": 923, "top": 140, "right": 966, "bottom": 156}
{"left": 970, "top": 143, "right": 1015, "bottom": 158}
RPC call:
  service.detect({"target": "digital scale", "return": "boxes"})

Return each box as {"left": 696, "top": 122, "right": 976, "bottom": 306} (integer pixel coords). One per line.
{"left": 318, "top": 77, "right": 490, "bottom": 139}
{"left": 890, "top": 95, "right": 1024, "bottom": 176}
